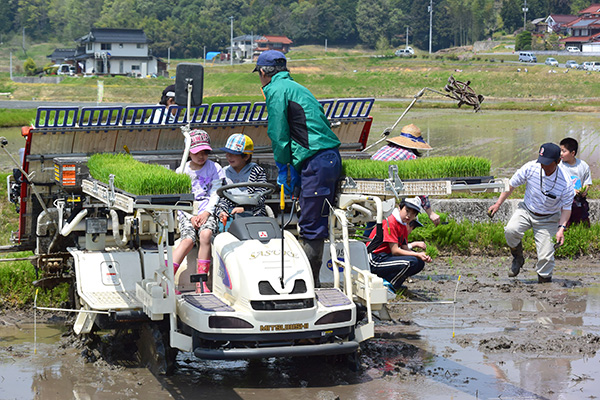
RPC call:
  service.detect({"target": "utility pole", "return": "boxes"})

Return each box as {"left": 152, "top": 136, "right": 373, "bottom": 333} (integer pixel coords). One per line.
{"left": 229, "top": 16, "right": 234, "bottom": 66}
{"left": 522, "top": 0, "right": 528, "bottom": 30}
{"left": 22, "top": 27, "right": 27, "bottom": 57}
{"left": 203, "top": 46, "right": 206, "bottom": 68}
{"left": 325, "top": 38, "right": 327, "bottom": 52}
{"left": 167, "top": 47, "right": 170, "bottom": 72}
{"left": 406, "top": 26, "right": 409, "bottom": 48}
{"left": 428, "top": 0, "right": 433, "bottom": 54}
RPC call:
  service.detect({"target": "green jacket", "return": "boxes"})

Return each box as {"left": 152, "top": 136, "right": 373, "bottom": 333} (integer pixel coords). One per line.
{"left": 263, "top": 71, "right": 340, "bottom": 171}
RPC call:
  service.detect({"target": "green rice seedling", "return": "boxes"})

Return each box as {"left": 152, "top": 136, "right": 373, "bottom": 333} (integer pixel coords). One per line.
{"left": 88, "top": 153, "right": 191, "bottom": 195}
{"left": 0, "top": 254, "right": 69, "bottom": 307}
{"left": 342, "top": 157, "right": 491, "bottom": 180}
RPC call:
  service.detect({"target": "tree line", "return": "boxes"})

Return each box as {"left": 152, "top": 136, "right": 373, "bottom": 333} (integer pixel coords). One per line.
{"left": 1, "top": 0, "right": 594, "bottom": 58}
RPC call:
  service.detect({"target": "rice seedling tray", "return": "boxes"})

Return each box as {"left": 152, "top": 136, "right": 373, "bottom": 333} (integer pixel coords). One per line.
{"left": 82, "top": 178, "right": 194, "bottom": 213}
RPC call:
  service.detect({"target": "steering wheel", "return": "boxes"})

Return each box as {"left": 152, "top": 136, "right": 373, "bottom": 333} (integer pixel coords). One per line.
{"left": 216, "top": 182, "right": 277, "bottom": 207}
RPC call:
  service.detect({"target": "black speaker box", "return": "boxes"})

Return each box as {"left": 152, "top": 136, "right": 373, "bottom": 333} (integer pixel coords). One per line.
{"left": 175, "top": 63, "right": 204, "bottom": 106}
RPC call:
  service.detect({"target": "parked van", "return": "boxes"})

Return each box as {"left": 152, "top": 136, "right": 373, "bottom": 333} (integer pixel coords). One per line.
{"left": 591, "top": 61, "right": 600, "bottom": 71}
{"left": 395, "top": 46, "right": 415, "bottom": 56}
{"left": 56, "top": 64, "right": 76, "bottom": 76}
{"left": 566, "top": 46, "right": 581, "bottom": 53}
{"left": 518, "top": 52, "right": 537, "bottom": 63}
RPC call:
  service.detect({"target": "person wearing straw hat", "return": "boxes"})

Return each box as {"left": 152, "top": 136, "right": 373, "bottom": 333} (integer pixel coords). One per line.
{"left": 371, "top": 123, "right": 432, "bottom": 161}
{"left": 371, "top": 124, "right": 441, "bottom": 226}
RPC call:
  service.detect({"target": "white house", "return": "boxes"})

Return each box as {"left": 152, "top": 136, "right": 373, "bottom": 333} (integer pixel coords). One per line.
{"left": 231, "top": 35, "right": 262, "bottom": 60}
{"left": 73, "top": 28, "right": 163, "bottom": 76}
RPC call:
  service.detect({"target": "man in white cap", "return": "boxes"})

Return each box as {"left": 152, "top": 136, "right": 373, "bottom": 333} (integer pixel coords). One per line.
{"left": 253, "top": 50, "right": 342, "bottom": 288}
{"left": 366, "top": 197, "right": 432, "bottom": 290}
{"left": 371, "top": 123, "right": 441, "bottom": 226}
{"left": 488, "top": 143, "right": 574, "bottom": 283}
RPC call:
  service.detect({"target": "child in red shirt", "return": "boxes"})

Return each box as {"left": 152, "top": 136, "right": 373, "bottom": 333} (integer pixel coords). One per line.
{"left": 367, "top": 197, "right": 432, "bottom": 290}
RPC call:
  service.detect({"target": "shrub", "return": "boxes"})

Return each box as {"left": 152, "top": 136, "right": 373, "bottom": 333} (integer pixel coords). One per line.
{"left": 23, "top": 58, "right": 37, "bottom": 76}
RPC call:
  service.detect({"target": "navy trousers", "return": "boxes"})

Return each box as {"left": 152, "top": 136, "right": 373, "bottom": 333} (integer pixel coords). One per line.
{"left": 298, "top": 148, "right": 342, "bottom": 240}
{"left": 368, "top": 253, "right": 425, "bottom": 289}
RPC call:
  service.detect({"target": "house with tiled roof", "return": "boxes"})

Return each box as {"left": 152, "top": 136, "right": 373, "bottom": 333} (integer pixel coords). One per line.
{"left": 231, "top": 35, "right": 262, "bottom": 61}
{"left": 47, "top": 48, "right": 77, "bottom": 65}
{"left": 560, "top": 4, "right": 600, "bottom": 51}
{"left": 544, "top": 14, "right": 578, "bottom": 34}
{"left": 229, "top": 34, "right": 293, "bottom": 61}
{"left": 255, "top": 35, "right": 293, "bottom": 56}
{"left": 49, "top": 28, "right": 166, "bottom": 76}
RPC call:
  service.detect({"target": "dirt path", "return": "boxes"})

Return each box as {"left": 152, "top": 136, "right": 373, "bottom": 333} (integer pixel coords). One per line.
{"left": 2, "top": 256, "right": 600, "bottom": 399}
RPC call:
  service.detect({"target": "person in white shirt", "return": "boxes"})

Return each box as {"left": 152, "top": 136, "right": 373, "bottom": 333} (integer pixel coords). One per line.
{"left": 559, "top": 137, "right": 592, "bottom": 227}
{"left": 488, "top": 143, "right": 574, "bottom": 283}
{"left": 148, "top": 84, "right": 177, "bottom": 124}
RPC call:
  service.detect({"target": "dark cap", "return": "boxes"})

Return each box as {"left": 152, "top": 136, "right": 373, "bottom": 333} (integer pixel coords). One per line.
{"left": 252, "top": 50, "right": 287, "bottom": 72}
{"left": 162, "top": 84, "right": 175, "bottom": 98}
{"left": 537, "top": 143, "right": 560, "bottom": 165}
{"left": 409, "top": 217, "right": 424, "bottom": 229}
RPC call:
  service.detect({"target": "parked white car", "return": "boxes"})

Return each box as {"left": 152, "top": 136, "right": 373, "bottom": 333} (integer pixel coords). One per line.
{"left": 544, "top": 57, "right": 559, "bottom": 67}
{"left": 566, "top": 46, "right": 581, "bottom": 53}
{"left": 565, "top": 60, "right": 579, "bottom": 69}
{"left": 55, "top": 64, "right": 76, "bottom": 76}
{"left": 395, "top": 46, "right": 415, "bottom": 56}
{"left": 581, "top": 61, "right": 594, "bottom": 71}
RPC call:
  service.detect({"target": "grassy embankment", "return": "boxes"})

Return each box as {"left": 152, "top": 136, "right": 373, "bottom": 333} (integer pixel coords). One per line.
{"left": 1, "top": 43, "right": 600, "bottom": 111}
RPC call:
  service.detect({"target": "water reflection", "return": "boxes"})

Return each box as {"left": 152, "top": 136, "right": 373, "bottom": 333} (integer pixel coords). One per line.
{"left": 369, "top": 108, "right": 600, "bottom": 179}
{"left": 3, "top": 109, "right": 600, "bottom": 179}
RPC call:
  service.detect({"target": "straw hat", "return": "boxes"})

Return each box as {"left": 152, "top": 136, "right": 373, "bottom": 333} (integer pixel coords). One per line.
{"left": 386, "top": 124, "right": 432, "bottom": 150}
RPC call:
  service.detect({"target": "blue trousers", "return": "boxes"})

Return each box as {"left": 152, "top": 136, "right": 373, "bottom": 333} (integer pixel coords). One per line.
{"left": 368, "top": 253, "right": 425, "bottom": 289}
{"left": 298, "top": 148, "right": 342, "bottom": 240}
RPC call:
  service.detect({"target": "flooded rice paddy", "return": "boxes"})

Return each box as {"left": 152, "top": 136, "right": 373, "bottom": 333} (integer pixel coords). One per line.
{"left": 2, "top": 108, "right": 600, "bottom": 178}
{"left": 2, "top": 257, "right": 600, "bottom": 399}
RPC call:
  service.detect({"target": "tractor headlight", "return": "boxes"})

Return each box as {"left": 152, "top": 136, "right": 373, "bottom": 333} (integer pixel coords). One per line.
{"left": 208, "top": 316, "right": 254, "bottom": 329}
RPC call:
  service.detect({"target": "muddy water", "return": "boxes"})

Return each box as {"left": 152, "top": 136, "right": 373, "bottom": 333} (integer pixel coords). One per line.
{"left": 3, "top": 109, "right": 600, "bottom": 178}
{"left": 368, "top": 108, "right": 600, "bottom": 179}
{"left": 2, "top": 274, "right": 600, "bottom": 400}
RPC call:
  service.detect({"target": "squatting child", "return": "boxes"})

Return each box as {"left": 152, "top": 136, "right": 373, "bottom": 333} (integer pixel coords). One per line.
{"left": 367, "top": 197, "right": 432, "bottom": 290}
{"left": 173, "top": 129, "right": 225, "bottom": 293}
{"left": 560, "top": 137, "right": 593, "bottom": 227}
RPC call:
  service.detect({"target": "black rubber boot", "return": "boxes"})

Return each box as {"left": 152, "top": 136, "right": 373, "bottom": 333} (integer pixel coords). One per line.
{"left": 508, "top": 242, "right": 524, "bottom": 277}
{"left": 300, "top": 238, "right": 325, "bottom": 288}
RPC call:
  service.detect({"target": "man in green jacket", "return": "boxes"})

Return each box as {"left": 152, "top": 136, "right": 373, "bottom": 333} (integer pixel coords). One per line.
{"left": 253, "top": 50, "right": 342, "bottom": 287}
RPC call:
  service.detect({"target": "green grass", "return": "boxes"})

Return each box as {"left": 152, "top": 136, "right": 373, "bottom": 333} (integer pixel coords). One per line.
{"left": 0, "top": 254, "right": 69, "bottom": 308}
{"left": 0, "top": 109, "right": 36, "bottom": 127}
{"left": 342, "top": 157, "right": 491, "bottom": 180}
{"left": 2, "top": 44, "right": 600, "bottom": 109}
{"left": 0, "top": 172, "right": 69, "bottom": 308}
{"left": 88, "top": 153, "right": 192, "bottom": 195}
{"left": 408, "top": 212, "right": 600, "bottom": 258}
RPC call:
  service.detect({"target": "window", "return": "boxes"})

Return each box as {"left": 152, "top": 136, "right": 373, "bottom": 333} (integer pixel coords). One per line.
{"left": 101, "top": 43, "right": 112, "bottom": 50}
{"left": 119, "top": 43, "right": 123, "bottom": 48}
{"left": 136, "top": 43, "right": 144, "bottom": 49}
{"left": 132, "top": 65, "right": 140, "bottom": 70}
{"left": 87, "top": 43, "right": 92, "bottom": 51}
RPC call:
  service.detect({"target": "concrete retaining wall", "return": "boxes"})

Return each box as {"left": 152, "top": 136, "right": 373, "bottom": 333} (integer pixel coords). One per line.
{"left": 430, "top": 199, "right": 599, "bottom": 224}
{"left": 12, "top": 76, "right": 64, "bottom": 84}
